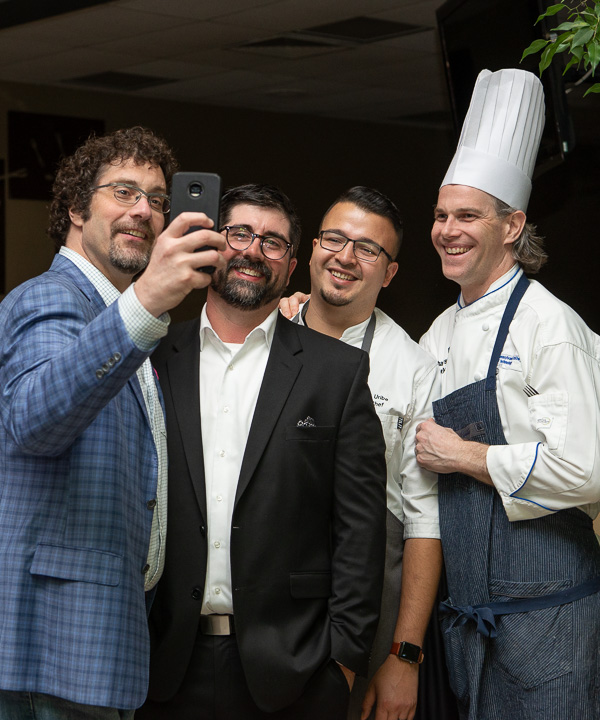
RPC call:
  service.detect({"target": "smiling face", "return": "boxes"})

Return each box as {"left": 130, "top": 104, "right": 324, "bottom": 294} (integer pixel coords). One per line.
{"left": 310, "top": 202, "right": 398, "bottom": 319}
{"left": 211, "top": 203, "right": 297, "bottom": 311}
{"left": 67, "top": 158, "right": 166, "bottom": 291}
{"left": 432, "top": 185, "right": 524, "bottom": 304}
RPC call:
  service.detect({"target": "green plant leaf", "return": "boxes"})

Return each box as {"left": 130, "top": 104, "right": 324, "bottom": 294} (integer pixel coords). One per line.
{"left": 572, "top": 26, "right": 594, "bottom": 49}
{"left": 563, "top": 55, "right": 580, "bottom": 74}
{"left": 552, "top": 21, "right": 587, "bottom": 31}
{"left": 571, "top": 45, "right": 585, "bottom": 61}
{"left": 540, "top": 41, "right": 562, "bottom": 73}
{"left": 535, "top": 3, "right": 567, "bottom": 24}
{"left": 583, "top": 82, "right": 600, "bottom": 95}
{"left": 588, "top": 41, "right": 600, "bottom": 72}
{"left": 521, "top": 38, "right": 550, "bottom": 61}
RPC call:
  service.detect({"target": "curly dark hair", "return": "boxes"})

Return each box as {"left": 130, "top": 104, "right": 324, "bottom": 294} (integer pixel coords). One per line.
{"left": 48, "top": 126, "right": 179, "bottom": 250}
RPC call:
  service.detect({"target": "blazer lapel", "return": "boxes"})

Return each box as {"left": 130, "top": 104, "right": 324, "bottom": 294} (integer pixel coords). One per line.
{"left": 235, "top": 316, "right": 302, "bottom": 504}
{"left": 165, "top": 320, "right": 207, "bottom": 520}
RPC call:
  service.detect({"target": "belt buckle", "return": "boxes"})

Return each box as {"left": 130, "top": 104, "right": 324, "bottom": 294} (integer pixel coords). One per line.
{"left": 200, "top": 614, "right": 234, "bottom": 635}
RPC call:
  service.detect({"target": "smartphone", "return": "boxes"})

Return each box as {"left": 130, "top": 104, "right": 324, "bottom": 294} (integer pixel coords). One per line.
{"left": 170, "top": 172, "right": 222, "bottom": 273}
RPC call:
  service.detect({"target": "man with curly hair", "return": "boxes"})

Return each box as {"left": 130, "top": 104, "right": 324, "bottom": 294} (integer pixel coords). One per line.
{"left": 0, "top": 126, "right": 225, "bottom": 719}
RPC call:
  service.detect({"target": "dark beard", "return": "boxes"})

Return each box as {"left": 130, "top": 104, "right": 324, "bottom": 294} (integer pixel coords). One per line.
{"left": 319, "top": 286, "right": 351, "bottom": 307}
{"left": 212, "top": 256, "right": 287, "bottom": 310}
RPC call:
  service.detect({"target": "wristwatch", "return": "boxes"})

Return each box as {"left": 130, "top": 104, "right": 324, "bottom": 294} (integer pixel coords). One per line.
{"left": 390, "top": 641, "right": 424, "bottom": 664}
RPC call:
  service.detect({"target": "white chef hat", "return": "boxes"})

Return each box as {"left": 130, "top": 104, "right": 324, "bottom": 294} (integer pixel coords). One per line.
{"left": 441, "top": 68, "right": 545, "bottom": 212}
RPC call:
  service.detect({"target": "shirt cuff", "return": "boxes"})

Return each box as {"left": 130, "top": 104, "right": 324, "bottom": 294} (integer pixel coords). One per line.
{"left": 119, "top": 284, "right": 170, "bottom": 352}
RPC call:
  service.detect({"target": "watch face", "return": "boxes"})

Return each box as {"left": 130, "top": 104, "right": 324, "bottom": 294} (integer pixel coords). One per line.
{"left": 398, "top": 642, "right": 422, "bottom": 663}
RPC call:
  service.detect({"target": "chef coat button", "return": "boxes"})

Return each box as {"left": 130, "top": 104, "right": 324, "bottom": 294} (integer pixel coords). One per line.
{"left": 474, "top": 372, "right": 483, "bottom": 381}
{"left": 482, "top": 323, "right": 490, "bottom": 331}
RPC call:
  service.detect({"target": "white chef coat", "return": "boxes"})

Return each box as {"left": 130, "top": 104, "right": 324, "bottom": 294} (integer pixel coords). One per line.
{"left": 420, "top": 265, "right": 600, "bottom": 522}
{"left": 297, "top": 305, "right": 440, "bottom": 540}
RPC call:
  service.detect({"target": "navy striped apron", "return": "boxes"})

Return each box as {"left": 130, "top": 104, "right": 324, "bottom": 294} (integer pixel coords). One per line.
{"left": 433, "top": 274, "right": 600, "bottom": 719}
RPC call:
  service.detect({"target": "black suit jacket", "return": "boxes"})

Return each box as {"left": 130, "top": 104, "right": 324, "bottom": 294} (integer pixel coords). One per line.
{"left": 147, "top": 313, "right": 386, "bottom": 712}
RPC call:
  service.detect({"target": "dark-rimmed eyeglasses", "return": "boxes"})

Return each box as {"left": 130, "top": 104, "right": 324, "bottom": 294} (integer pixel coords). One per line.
{"left": 318, "top": 230, "right": 394, "bottom": 263}
{"left": 221, "top": 225, "right": 293, "bottom": 260}
{"left": 93, "top": 183, "right": 171, "bottom": 214}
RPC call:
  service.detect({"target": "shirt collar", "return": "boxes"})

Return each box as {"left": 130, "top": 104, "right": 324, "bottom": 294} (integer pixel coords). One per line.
{"left": 199, "top": 304, "right": 278, "bottom": 352}
{"left": 339, "top": 313, "right": 375, "bottom": 345}
{"left": 59, "top": 246, "right": 121, "bottom": 307}
{"left": 456, "top": 265, "right": 523, "bottom": 315}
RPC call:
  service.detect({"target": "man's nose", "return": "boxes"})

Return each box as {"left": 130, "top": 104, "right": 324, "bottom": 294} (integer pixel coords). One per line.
{"left": 130, "top": 196, "right": 153, "bottom": 220}
{"left": 337, "top": 241, "right": 357, "bottom": 264}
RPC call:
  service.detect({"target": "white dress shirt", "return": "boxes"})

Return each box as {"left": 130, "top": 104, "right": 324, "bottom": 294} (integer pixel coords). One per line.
{"left": 297, "top": 305, "right": 440, "bottom": 540}
{"left": 199, "top": 305, "right": 277, "bottom": 614}
{"left": 420, "top": 265, "right": 600, "bottom": 522}
{"left": 59, "top": 247, "right": 169, "bottom": 590}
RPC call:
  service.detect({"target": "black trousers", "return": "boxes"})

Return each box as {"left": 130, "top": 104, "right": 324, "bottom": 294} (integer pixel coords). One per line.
{"left": 138, "top": 633, "right": 350, "bottom": 720}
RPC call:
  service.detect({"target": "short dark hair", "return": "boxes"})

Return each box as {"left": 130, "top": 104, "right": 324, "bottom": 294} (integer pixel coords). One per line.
{"left": 48, "top": 126, "right": 179, "bottom": 251}
{"left": 220, "top": 183, "right": 302, "bottom": 257}
{"left": 492, "top": 197, "right": 548, "bottom": 274}
{"left": 322, "top": 186, "right": 404, "bottom": 259}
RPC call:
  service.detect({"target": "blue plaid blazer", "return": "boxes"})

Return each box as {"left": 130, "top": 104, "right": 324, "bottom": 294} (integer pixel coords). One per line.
{"left": 0, "top": 254, "right": 160, "bottom": 709}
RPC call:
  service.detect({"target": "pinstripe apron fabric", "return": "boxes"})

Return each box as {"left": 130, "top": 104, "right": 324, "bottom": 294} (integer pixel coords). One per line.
{"left": 433, "top": 275, "right": 600, "bottom": 719}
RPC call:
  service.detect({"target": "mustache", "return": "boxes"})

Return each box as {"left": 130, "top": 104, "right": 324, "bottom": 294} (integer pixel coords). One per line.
{"left": 111, "top": 222, "right": 154, "bottom": 243}
{"left": 226, "top": 255, "right": 272, "bottom": 281}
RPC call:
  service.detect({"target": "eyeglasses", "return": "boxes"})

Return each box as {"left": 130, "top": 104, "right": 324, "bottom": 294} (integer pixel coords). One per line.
{"left": 221, "top": 225, "right": 293, "bottom": 260}
{"left": 93, "top": 183, "right": 171, "bottom": 214}
{"left": 318, "top": 230, "right": 394, "bottom": 263}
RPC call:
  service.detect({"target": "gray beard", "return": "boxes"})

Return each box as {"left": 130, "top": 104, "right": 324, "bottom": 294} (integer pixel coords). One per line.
{"left": 108, "top": 240, "right": 151, "bottom": 275}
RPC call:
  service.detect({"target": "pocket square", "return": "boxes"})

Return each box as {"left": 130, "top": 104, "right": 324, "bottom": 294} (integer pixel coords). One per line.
{"left": 297, "top": 416, "right": 316, "bottom": 428}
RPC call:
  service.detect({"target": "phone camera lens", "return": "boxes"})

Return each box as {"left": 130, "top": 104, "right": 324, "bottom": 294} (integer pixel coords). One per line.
{"left": 189, "top": 182, "right": 204, "bottom": 198}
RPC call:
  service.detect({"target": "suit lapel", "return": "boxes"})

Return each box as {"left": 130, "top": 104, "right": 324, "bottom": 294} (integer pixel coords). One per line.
{"left": 235, "top": 316, "right": 303, "bottom": 505}
{"left": 52, "top": 253, "right": 151, "bottom": 420}
{"left": 165, "top": 320, "right": 207, "bottom": 519}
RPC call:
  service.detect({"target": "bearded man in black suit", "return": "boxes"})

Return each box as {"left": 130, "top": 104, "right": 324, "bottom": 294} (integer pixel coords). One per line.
{"left": 138, "top": 184, "right": 387, "bottom": 720}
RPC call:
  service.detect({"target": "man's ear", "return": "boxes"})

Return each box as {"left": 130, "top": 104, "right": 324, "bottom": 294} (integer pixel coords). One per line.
{"left": 69, "top": 207, "right": 84, "bottom": 228}
{"left": 382, "top": 261, "right": 399, "bottom": 288}
{"left": 504, "top": 210, "right": 527, "bottom": 246}
{"left": 286, "top": 257, "right": 297, "bottom": 286}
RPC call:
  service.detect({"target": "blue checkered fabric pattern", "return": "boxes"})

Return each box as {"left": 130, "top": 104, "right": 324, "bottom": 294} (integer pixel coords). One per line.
{"left": 0, "top": 254, "right": 161, "bottom": 710}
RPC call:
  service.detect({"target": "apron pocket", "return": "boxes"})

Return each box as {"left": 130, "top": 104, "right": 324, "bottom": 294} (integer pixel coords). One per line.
{"left": 489, "top": 578, "right": 573, "bottom": 689}
{"left": 440, "top": 609, "right": 470, "bottom": 702}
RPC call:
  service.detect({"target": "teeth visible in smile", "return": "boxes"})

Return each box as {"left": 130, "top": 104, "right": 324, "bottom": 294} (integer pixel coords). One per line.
{"left": 239, "top": 268, "right": 262, "bottom": 277}
{"left": 331, "top": 270, "right": 354, "bottom": 281}
{"left": 446, "top": 247, "right": 469, "bottom": 255}
{"left": 126, "top": 230, "right": 145, "bottom": 239}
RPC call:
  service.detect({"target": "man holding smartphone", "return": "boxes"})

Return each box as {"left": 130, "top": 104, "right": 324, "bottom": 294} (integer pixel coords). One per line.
{"left": 0, "top": 126, "right": 225, "bottom": 719}
{"left": 139, "top": 184, "right": 387, "bottom": 720}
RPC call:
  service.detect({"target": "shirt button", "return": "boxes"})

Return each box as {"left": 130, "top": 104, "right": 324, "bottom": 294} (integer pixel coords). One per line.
{"left": 224, "top": 406, "right": 230, "bottom": 413}
{"left": 216, "top": 495, "right": 223, "bottom": 502}
{"left": 219, "top": 450, "right": 225, "bottom": 458}
{"left": 228, "top": 364, "right": 234, "bottom": 371}
{"left": 214, "top": 541, "right": 221, "bottom": 548}
{"left": 147, "top": 499, "right": 157, "bottom": 510}
{"left": 214, "top": 587, "right": 221, "bottom": 594}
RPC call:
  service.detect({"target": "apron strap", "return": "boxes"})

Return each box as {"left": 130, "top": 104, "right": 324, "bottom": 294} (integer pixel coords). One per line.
{"left": 440, "top": 575, "right": 600, "bottom": 639}
{"left": 292, "top": 300, "right": 377, "bottom": 354}
{"left": 485, "top": 273, "right": 530, "bottom": 392}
